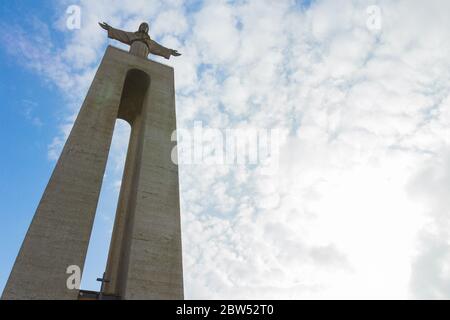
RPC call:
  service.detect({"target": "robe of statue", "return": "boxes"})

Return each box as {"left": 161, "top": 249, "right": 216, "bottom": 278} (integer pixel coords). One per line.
{"left": 107, "top": 26, "right": 174, "bottom": 59}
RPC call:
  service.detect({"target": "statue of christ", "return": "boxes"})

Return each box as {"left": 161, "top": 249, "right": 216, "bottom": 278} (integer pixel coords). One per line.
{"left": 99, "top": 21, "right": 181, "bottom": 59}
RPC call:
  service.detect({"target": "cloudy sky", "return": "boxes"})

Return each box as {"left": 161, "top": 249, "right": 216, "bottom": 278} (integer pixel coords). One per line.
{"left": 1, "top": 0, "right": 450, "bottom": 299}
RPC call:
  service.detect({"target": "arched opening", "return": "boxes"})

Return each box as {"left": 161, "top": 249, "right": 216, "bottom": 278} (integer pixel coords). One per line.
{"left": 80, "top": 69, "right": 150, "bottom": 297}
{"left": 80, "top": 119, "right": 131, "bottom": 293}
{"left": 117, "top": 69, "right": 151, "bottom": 125}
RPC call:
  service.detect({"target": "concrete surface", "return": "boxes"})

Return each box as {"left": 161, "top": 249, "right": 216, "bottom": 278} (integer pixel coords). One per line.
{"left": 1, "top": 46, "right": 183, "bottom": 300}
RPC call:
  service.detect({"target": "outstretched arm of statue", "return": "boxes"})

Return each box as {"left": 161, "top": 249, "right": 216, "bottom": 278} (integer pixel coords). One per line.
{"left": 98, "top": 22, "right": 133, "bottom": 46}
{"left": 146, "top": 39, "right": 182, "bottom": 59}
{"left": 98, "top": 22, "right": 111, "bottom": 31}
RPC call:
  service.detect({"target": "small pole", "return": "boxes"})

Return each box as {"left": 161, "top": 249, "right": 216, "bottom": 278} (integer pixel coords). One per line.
{"left": 96, "top": 272, "right": 110, "bottom": 300}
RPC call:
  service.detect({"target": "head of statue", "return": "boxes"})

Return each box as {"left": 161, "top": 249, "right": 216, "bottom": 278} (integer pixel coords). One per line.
{"left": 138, "top": 22, "right": 149, "bottom": 34}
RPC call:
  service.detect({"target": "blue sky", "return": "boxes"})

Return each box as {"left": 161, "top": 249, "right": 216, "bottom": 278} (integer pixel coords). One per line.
{"left": 0, "top": 1, "right": 62, "bottom": 292}
{"left": 1, "top": 0, "right": 450, "bottom": 299}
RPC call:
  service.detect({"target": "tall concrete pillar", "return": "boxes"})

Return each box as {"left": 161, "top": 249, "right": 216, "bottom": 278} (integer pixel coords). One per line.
{"left": 2, "top": 46, "right": 183, "bottom": 300}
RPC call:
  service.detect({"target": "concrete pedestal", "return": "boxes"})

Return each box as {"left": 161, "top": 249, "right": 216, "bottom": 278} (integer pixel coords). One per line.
{"left": 2, "top": 46, "right": 183, "bottom": 300}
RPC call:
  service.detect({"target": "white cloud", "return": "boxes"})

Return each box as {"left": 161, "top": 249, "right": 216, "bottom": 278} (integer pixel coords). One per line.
{"left": 407, "top": 150, "right": 450, "bottom": 299}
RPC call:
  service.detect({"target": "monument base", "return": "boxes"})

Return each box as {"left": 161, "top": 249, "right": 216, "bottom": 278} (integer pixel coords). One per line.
{"left": 2, "top": 46, "right": 183, "bottom": 300}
